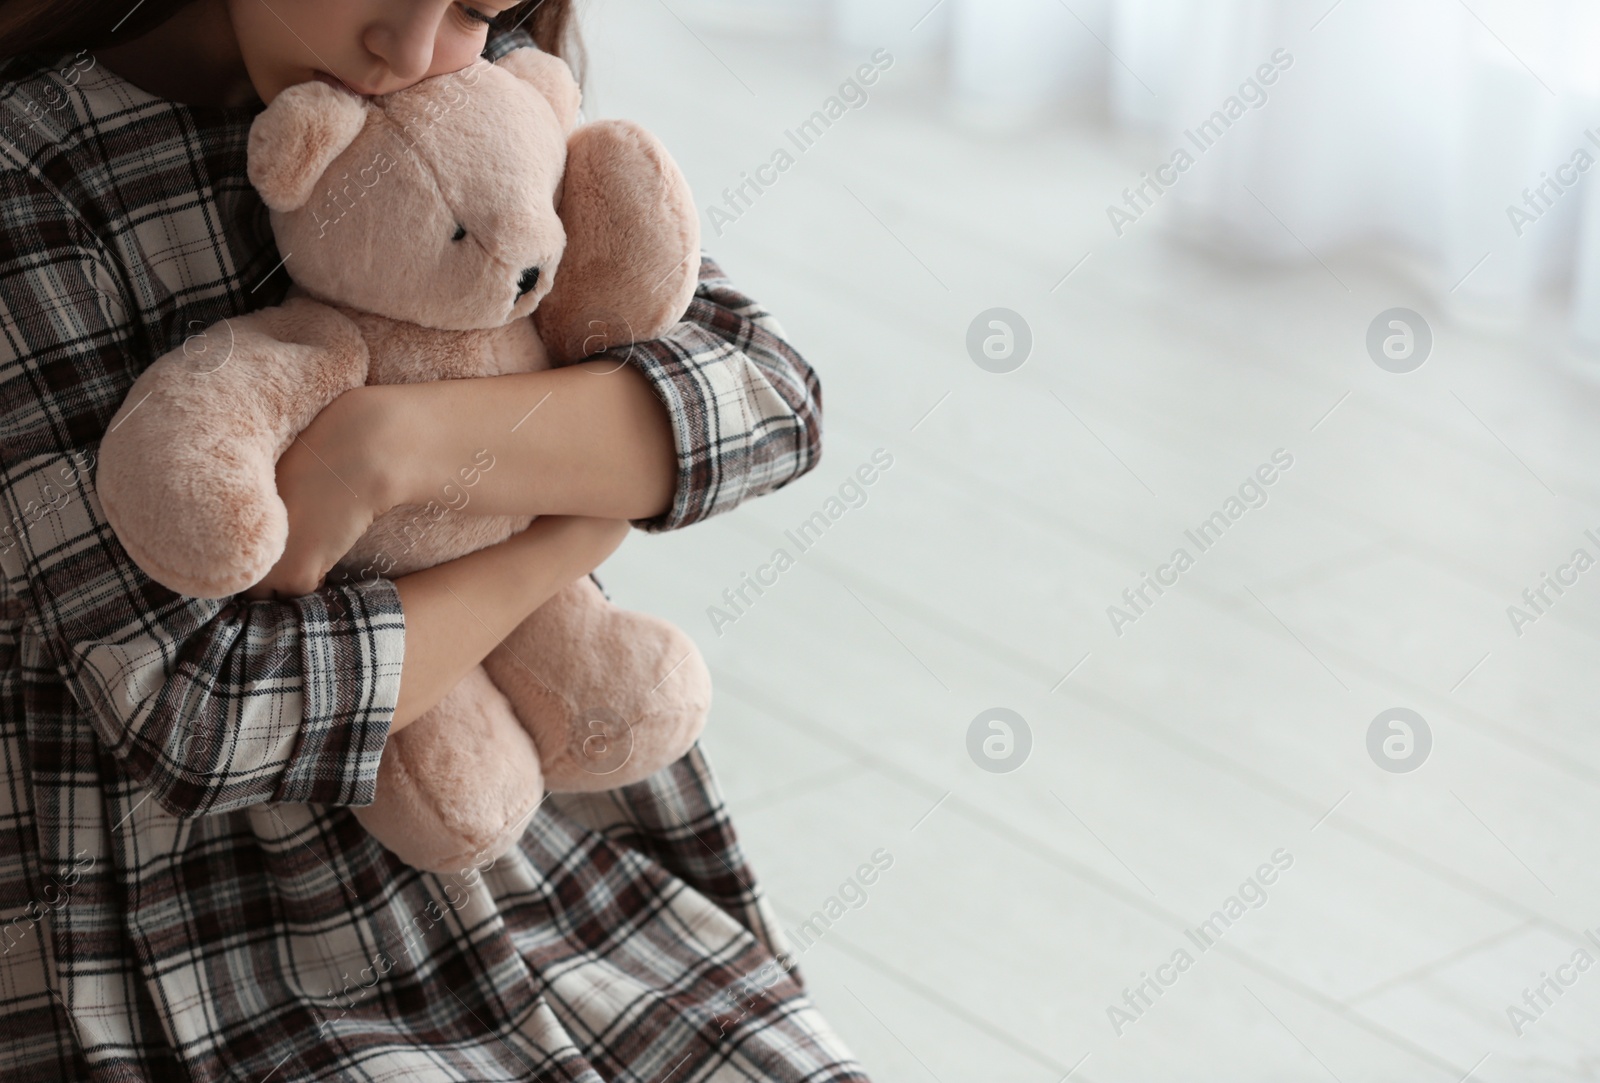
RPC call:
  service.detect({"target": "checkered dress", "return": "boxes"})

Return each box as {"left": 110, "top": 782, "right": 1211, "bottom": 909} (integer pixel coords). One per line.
{"left": 0, "top": 26, "right": 868, "bottom": 1083}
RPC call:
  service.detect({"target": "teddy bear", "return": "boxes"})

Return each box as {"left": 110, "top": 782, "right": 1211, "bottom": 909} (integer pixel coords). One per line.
{"left": 95, "top": 48, "right": 712, "bottom": 874}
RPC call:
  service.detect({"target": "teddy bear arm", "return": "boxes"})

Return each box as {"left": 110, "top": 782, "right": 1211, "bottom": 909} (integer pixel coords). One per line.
{"left": 97, "top": 296, "right": 370, "bottom": 598}
{"left": 534, "top": 120, "right": 703, "bottom": 367}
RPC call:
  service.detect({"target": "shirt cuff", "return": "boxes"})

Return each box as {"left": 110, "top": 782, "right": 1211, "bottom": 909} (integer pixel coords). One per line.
{"left": 616, "top": 255, "right": 826, "bottom": 534}
{"left": 626, "top": 327, "right": 758, "bottom": 534}
{"left": 277, "top": 576, "right": 407, "bottom": 807}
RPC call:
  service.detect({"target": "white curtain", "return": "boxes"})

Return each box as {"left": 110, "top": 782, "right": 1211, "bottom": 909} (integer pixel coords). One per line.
{"left": 809, "top": 0, "right": 1600, "bottom": 343}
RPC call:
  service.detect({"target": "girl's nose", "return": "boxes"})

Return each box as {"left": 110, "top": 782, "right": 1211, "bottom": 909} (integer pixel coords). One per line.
{"left": 361, "top": 8, "right": 441, "bottom": 86}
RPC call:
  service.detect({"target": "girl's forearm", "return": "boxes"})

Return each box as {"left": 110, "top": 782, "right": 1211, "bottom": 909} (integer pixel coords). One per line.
{"left": 366, "top": 361, "right": 678, "bottom": 523}
{"left": 389, "top": 515, "right": 628, "bottom": 732}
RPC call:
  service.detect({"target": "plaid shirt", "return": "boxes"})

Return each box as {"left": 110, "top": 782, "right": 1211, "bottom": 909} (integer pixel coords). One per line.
{"left": 0, "top": 27, "right": 865, "bottom": 1083}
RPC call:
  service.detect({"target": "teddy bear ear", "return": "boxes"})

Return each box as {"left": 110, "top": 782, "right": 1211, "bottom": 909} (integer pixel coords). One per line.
{"left": 495, "top": 47, "right": 581, "bottom": 136}
{"left": 247, "top": 82, "right": 370, "bottom": 212}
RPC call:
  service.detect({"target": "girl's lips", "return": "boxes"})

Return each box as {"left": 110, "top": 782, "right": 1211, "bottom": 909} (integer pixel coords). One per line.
{"left": 311, "top": 70, "right": 376, "bottom": 97}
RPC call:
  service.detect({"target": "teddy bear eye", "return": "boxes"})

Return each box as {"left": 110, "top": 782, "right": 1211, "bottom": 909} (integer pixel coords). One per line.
{"left": 452, "top": 223, "right": 466, "bottom": 242}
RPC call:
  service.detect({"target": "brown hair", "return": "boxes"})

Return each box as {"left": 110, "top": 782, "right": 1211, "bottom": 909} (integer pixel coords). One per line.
{"left": 0, "top": 0, "right": 581, "bottom": 75}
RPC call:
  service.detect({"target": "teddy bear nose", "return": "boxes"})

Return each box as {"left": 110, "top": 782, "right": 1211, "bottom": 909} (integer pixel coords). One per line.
{"left": 516, "top": 265, "right": 541, "bottom": 298}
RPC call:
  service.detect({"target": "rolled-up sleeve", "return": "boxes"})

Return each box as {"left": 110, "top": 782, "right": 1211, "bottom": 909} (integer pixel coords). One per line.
{"left": 617, "top": 256, "right": 824, "bottom": 532}
{"left": 0, "top": 167, "right": 405, "bottom": 818}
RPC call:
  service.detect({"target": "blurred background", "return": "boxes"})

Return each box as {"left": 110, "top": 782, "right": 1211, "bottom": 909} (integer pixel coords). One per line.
{"left": 583, "top": 0, "right": 1600, "bottom": 1078}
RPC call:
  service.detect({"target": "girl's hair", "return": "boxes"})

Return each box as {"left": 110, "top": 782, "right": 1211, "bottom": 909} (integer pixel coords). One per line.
{"left": 0, "top": 0, "right": 582, "bottom": 76}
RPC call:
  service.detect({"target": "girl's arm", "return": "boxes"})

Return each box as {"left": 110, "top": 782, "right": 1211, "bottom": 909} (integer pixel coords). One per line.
{"left": 393, "top": 258, "right": 827, "bottom": 532}
{"left": 258, "top": 257, "right": 825, "bottom": 596}
{"left": 389, "top": 515, "right": 627, "bottom": 729}
{"left": 377, "top": 358, "right": 681, "bottom": 523}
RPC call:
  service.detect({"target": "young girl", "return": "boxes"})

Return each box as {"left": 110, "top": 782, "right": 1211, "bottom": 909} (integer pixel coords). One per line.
{"left": 0, "top": 1, "right": 867, "bottom": 1078}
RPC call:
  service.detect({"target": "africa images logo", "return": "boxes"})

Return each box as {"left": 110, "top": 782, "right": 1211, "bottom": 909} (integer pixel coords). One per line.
{"left": 1105, "top": 49, "right": 1294, "bottom": 238}
{"left": 1105, "top": 449, "right": 1294, "bottom": 636}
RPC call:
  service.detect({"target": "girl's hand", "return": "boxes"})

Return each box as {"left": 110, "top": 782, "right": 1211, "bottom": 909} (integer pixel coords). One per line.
{"left": 243, "top": 389, "right": 395, "bottom": 601}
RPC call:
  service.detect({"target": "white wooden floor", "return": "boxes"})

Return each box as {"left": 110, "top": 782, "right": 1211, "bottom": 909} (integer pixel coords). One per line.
{"left": 580, "top": 6, "right": 1600, "bottom": 1080}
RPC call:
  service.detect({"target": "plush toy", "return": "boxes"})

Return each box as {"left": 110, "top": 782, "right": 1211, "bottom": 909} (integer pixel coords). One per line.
{"left": 96, "top": 49, "right": 711, "bottom": 873}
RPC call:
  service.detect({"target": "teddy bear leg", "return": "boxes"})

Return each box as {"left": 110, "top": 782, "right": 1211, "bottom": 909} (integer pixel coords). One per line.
{"left": 96, "top": 296, "right": 369, "bottom": 598}
{"left": 354, "top": 664, "right": 546, "bottom": 874}
{"left": 481, "top": 578, "right": 712, "bottom": 793}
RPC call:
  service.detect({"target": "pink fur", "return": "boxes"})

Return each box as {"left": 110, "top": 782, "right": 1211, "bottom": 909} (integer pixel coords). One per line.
{"left": 97, "top": 50, "right": 708, "bottom": 873}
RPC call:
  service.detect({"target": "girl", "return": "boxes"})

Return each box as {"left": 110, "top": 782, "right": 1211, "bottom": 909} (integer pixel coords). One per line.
{"left": 0, "top": 1, "right": 867, "bottom": 1079}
